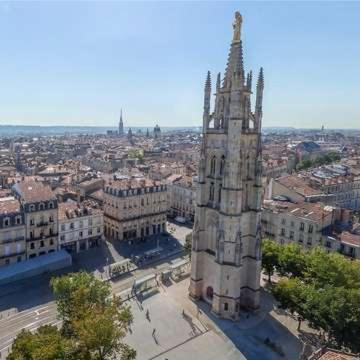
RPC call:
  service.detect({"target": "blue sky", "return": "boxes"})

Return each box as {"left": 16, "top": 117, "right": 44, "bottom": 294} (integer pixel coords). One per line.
{"left": 0, "top": 1, "right": 359, "bottom": 129}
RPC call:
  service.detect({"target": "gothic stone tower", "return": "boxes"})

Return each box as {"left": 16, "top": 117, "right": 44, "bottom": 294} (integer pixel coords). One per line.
{"left": 189, "top": 11, "right": 264, "bottom": 320}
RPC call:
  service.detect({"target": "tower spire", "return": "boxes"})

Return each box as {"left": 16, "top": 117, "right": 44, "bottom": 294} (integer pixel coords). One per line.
{"left": 203, "top": 71, "right": 211, "bottom": 132}
{"left": 119, "top": 108, "right": 124, "bottom": 136}
{"left": 216, "top": 72, "right": 221, "bottom": 91}
{"left": 246, "top": 70, "right": 252, "bottom": 91}
{"left": 255, "top": 67, "right": 264, "bottom": 119}
{"left": 234, "top": 40, "right": 245, "bottom": 83}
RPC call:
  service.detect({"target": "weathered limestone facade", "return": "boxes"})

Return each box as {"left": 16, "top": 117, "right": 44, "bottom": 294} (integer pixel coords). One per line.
{"left": 0, "top": 198, "right": 26, "bottom": 267}
{"left": 103, "top": 179, "right": 168, "bottom": 241}
{"left": 12, "top": 181, "right": 59, "bottom": 259}
{"left": 189, "top": 12, "right": 264, "bottom": 320}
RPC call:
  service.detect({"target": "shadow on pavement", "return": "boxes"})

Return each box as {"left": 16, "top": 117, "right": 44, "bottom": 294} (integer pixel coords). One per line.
{"left": 190, "top": 289, "right": 304, "bottom": 360}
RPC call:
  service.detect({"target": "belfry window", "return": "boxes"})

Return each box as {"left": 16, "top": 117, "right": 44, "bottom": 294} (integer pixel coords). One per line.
{"left": 210, "top": 156, "right": 216, "bottom": 176}
{"left": 220, "top": 156, "right": 225, "bottom": 176}
{"left": 209, "top": 183, "right": 215, "bottom": 201}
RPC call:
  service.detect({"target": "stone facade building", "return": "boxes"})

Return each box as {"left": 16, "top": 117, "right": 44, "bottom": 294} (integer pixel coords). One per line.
{"left": 0, "top": 197, "right": 26, "bottom": 267}
{"left": 262, "top": 200, "right": 360, "bottom": 259}
{"left": 103, "top": 179, "right": 168, "bottom": 241}
{"left": 169, "top": 176, "right": 196, "bottom": 223}
{"left": 58, "top": 202, "right": 104, "bottom": 253}
{"left": 189, "top": 12, "right": 264, "bottom": 319}
{"left": 12, "top": 181, "right": 59, "bottom": 259}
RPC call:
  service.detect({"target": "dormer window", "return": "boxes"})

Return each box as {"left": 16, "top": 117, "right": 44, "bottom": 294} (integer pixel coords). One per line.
{"left": 39, "top": 203, "right": 45, "bottom": 211}
{"left": 48, "top": 202, "right": 54, "bottom": 209}
{"left": 3, "top": 218, "right": 10, "bottom": 227}
{"left": 29, "top": 204, "right": 35, "bottom": 212}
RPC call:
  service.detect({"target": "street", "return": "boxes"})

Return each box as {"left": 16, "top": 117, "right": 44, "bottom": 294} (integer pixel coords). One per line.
{"left": 0, "top": 222, "right": 192, "bottom": 358}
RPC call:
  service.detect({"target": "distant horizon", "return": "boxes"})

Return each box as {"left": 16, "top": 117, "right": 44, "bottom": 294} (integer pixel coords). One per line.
{"left": 1, "top": 124, "right": 359, "bottom": 131}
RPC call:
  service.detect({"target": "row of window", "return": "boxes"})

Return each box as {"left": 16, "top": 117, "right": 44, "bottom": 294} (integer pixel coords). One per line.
{"left": 29, "top": 249, "right": 55, "bottom": 259}
{"left": 280, "top": 228, "right": 317, "bottom": 243}
{"left": 60, "top": 227, "right": 102, "bottom": 241}
{"left": 28, "top": 201, "right": 55, "bottom": 212}
{"left": 2, "top": 216, "right": 22, "bottom": 227}
{"left": 281, "top": 220, "right": 314, "bottom": 233}
{"left": 29, "top": 228, "right": 55, "bottom": 239}
{"left": 105, "top": 185, "right": 167, "bottom": 197}
{"left": 29, "top": 238, "right": 55, "bottom": 249}
{"left": 325, "top": 182, "right": 360, "bottom": 193}
{"left": 2, "top": 243, "right": 23, "bottom": 256}
{"left": 60, "top": 219, "right": 100, "bottom": 231}
{"left": 29, "top": 216, "right": 54, "bottom": 226}
{"left": 105, "top": 196, "right": 165, "bottom": 209}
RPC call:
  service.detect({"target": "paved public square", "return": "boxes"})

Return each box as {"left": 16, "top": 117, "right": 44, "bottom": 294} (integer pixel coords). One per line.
{"left": 121, "top": 276, "right": 305, "bottom": 360}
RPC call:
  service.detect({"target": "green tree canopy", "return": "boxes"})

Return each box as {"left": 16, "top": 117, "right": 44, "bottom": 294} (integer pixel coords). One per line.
{"left": 8, "top": 272, "right": 136, "bottom": 360}
{"left": 261, "top": 239, "right": 281, "bottom": 283}
{"left": 268, "top": 242, "right": 360, "bottom": 353}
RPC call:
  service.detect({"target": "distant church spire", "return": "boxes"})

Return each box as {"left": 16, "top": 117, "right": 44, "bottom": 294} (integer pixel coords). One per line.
{"left": 119, "top": 109, "right": 124, "bottom": 136}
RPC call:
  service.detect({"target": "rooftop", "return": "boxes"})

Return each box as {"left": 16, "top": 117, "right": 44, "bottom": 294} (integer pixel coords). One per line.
{"left": 58, "top": 201, "right": 101, "bottom": 221}
{"left": 263, "top": 200, "right": 334, "bottom": 222}
{"left": 277, "top": 175, "right": 323, "bottom": 197}
{"left": 340, "top": 231, "right": 360, "bottom": 247}
{"left": 0, "top": 197, "right": 20, "bottom": 214}
{"left": 13, "top": 181, "right": 57, "bottom": 203}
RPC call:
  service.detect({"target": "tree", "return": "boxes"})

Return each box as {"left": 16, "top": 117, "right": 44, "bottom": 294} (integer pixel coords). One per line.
{"left": 261, "top": 239, "right": 281, "bottom": 283}
{"left": 72, "top": 297, "right": 134, "bottom": 360}
{"left": 8, "top": 325, "right": 75, "bottom": 360}
{"left": 272, "top": 278, "right": 310, "bottom": 330}
{"left": 184, "top": 232, "right": 192, "bottom": 259}
{"left": 270, "top": 243, "right": 360, "bottom": 352}
{"left": 278, "top": 243, "right": 306, "bottom": 278}
{"left": 8, "top": 272, "right": 135, "bottom": 360}
{"left": 51, "top": 272, "right": 111, "bottom": 336}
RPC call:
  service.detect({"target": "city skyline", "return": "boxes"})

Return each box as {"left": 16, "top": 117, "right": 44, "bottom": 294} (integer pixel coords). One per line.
{"left": 1, "top": 1, "right": 360, "bottom": 129}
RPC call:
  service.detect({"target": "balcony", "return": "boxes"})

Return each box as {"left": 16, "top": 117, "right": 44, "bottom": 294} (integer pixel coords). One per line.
{"left": 1, "top": 236, "right": 25, "bottom": 244}
{"left": 27, "top": 234, "right": 58, "bottom": 242}
{"left": 37, "top": 222, "right": 49, "bottom": 227}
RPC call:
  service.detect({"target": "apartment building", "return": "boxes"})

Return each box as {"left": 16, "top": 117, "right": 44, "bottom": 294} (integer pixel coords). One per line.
{"left": 169, "top": 176, "right": 196, "bottom": 222}
{"left": 12, "top": 181, "right": 58, "bottom": 259}
{"left": 271, "top": 165, "right": 360, "bottom": 210}
{"left": 104, "top": 178, "right": 168, "bottom": 241}
{"left": 262, "top": 199, "right": 360, "bottom": 259}
{"left": 58, "top": 201, "right": 104, "bottom": 253}
{"left": 0, "top": 197, "right": 26, "bottom": 267}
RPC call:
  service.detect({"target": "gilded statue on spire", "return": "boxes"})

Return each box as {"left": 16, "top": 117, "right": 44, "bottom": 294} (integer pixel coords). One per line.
{"left": 232, "top": 11, "right": 242, "bottom": 43}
